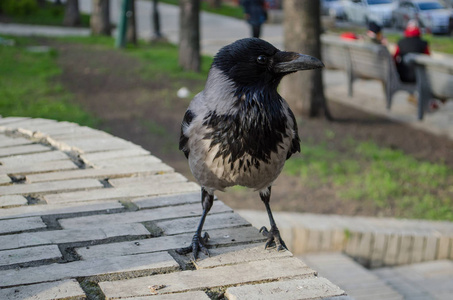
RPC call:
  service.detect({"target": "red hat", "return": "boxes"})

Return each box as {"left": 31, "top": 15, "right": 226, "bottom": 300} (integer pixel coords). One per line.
{"left": 404, "top": 20, "right": 421, "bottom": 37}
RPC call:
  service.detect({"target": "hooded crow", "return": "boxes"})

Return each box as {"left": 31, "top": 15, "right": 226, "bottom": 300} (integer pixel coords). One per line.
{"left": 177, "top": 38, "right": 324, "bottom": 259}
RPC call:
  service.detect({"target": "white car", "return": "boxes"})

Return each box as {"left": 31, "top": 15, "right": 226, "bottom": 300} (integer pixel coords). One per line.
{"left": 343, "top": 0, "right": 396, "bottom": 26}
{"left": 392, "top": 0, "right": 453, "bottom": 34}
{"left": 321, "top": 0, "right": 346, "bottom": 19}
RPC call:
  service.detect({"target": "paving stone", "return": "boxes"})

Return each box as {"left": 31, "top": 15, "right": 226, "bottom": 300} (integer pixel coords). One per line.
{"left": 60, "top": 201, "right": 232, "bottom": 229}
{"left": 0, "top": 251, "right": 179, "bottom": 288}
{"left": 52, "top": 136, "right": 137, "bottom": 153}
{"left": 0, "top": 117, "right": 29, "bottom": 127}
{"left": 80, "top": 148, "right": 150, "bottom": 165}
{"left": 99, "top": 257, "right": 315, "bottom": 299}
{"left": 225, "top": 277, "right": 345, "bottom": 300}
{"left": 411, "top": 234, "right": 425, "bottom": 263}
{"left": 383, "top": 234, "right": 400, "bottom": 266}
{"left": 0, "top": 244, "right": 61, "bottom": 266}
{"left": 26, "top": 163, "right": 174, "bottom": 183}
{"left": 0, "top": 223, "right": 149, "bottom": 250}
{"left": 0, "top": 279, "right": 86, "bottom": 300}
{"left": 370, "top": 232, "right": 387, "bottom": 268}
{"left": 127, "top": 291, "right": 211, "bottom": 300}
{"left": 0, "top": 195, "right": 27, "bottom": 208}
{"left": 44, "top": 181, "right": 200, "bottom": 204}
{"left": 0, "top": 160, "right": 78, "bottom": 175}
{"left": 93, "top": 155, "right": 162, "bottom": 169}
{"left": 0, "top": 200, "right": 123, "bottom": 220}
{"left": 0, "top": 136, "right": 31, "bottom": 148}
{"left": 156, "top": 212, "right": 250, "bottom": 235}
{"left": 423, "top": 235, "right": 438, "bottom": 261}
{"left": 132, "top": 192, "right": 201, "bottom": 209}
{"left": 0, "top": 118, "right": 56, "bottom": 133}
{"left": 0, "top": 150, "right": 70, "bottom": 166}
{"left": 396, "top": 234, "right": 412, "bottom": 265}
{"left": 109, "top": 173, "right": 187, "bottom": 187}
{"left": 194, "top": 244, "right": 292, "bottom": 269}
{"left": 0, "top": 174, "right": 11, "bottom": 185}
{"left": 0, "top": 178, "right": 103, "bottom": 196}
{"left": 0, "top": 216, "right": 46, "bottom": 234}
{"left": 76, "top": 226, "right": 265, "bottom": 260}
{"left": 437, "top": 236, "right": 451, "bottom": 259}
{"left": 0, "top": 144, "right": 51, "bottom": 157}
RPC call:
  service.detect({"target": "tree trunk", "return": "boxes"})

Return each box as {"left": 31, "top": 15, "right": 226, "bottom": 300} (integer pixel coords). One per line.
{"left": 63, "top": 0, "right": 81, "bottom": 27}
{"left": 151, "top": 0, "right": 163, "bottom": 38}
{"left": 127, "top": 0, "right": 137, "bottom": 45}
{"left": 91, "top": 0, "right": 111, "bottom": 36}
{"left": 280, "top": 0, "right": 331, "bottom": 119}
{"left": 179, "top": 0, "right": 200, "bottom": 72}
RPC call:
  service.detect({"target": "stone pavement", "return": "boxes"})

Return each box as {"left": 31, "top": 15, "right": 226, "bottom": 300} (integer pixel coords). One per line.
{"left": 0, "top": 116, "right": 346, "bottom": 299}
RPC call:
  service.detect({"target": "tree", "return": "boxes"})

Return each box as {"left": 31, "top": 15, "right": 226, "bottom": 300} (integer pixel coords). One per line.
{"left": 280, "top": 0, "right": 332, "bottom": 119}
{"left": 126, "top": 0, "right": 137, "bottom": 45}
{"left": 179, "top": 0, "right": 200, "bottom": 72}
{"left": 63, "top": 0, "right": 81, "bottom": 27}
{"left": 91, "top": 0, "right": 111, "bottom": 36}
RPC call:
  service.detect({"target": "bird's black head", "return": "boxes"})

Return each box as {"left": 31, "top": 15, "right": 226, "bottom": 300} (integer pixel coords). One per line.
{"left": 212, "top": 38, "right": 324, "bottom": 89}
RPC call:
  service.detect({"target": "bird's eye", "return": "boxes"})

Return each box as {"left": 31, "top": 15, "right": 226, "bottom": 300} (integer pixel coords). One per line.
{"left": 257, "top": 55, "right": 268, "bottom": 65}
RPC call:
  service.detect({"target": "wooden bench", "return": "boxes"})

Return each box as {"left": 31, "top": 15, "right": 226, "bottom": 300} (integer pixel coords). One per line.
{"left": 406, "top": 53, "right": 453, "bottom": 120}
{"left": 321, "top": 35, "right": 416, "bottom": 111}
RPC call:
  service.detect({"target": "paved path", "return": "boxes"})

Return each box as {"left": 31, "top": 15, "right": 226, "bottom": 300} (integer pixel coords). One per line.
{"left": 0, "top": 117, "right": 345, "bottom": 299}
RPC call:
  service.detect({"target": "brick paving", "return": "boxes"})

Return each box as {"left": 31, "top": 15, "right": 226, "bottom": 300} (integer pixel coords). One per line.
{"left": 0, "top": 117, "right": 345, "bottom": 299}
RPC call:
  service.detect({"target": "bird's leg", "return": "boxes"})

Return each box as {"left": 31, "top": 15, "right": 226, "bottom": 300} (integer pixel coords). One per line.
{"left": 176, "top": 187, "right": 213, "bottom": 260}
{"left": 259, "top": 187, "right": 288, "bottom": 251}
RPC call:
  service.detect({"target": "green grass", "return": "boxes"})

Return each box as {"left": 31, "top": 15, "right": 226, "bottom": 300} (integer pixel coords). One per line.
{"left": 284, "top": 139, "right": 453, "bottom": 221}
{"left": 0, "top": 3, "right": 90, "bottom": 27}
{"left": 0, "top": 36, "right": 97, "bottom": 127}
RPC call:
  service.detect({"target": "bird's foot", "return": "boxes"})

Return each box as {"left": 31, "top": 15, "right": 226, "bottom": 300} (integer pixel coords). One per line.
{"left": 176, "top": 232, "right": 210, "bottom": 260}
{"left": 259, "top": 226, "right": 287, "bottom": 251}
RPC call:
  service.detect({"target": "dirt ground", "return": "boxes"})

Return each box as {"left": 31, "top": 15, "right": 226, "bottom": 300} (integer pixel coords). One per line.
{"left": 51, "top": 40, "right": 453, "bottom": 217}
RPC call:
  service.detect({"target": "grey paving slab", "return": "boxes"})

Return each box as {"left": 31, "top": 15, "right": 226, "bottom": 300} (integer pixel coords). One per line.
{"left": 0, "top": 244, "right": 61, "bottom": 266}
{"left": 0, "top": 160, "right": 78, "bottom": 175}
{"left": 26, "top": 163, "right": 174, "bottom": 183}
{"left": 225, "top": 277, "right": 345, "bottom": 300}
{"left": 127, "top": 291, "right": 211, "bottom": 300}
{"left": 0, "top": 279, "right": 86, "bottom": 300}
{"left": 0, "top": 200, "right": 123, "bottom": 220}
{"left": 0, "top": 174, "right": 11, "bottom": 185}
{"left": 0, "top": 117, "right": 30, "bottom": 126}
{"left": 0, "top": 216, "right": 46, "bottom": 234}
{"left": 0, "top": 178, "right": 103, "bottom": 196}
{"left": 0, "top": 150, "right": 70, "bottom": 166}
{"left": 0, "top": 223, "right": 149, "bottom": 250}
{"left": 80, "top": 148, "right": 150, "bottom": 165}
{"left": 156, "top": 212, "right": 251, "bottom": 235}
{"left": 76, "top": 227, "right": 265, "bottom": 260}
{"left": 0, "top": 143, "right": 51, "bottom": 157}
{"left": 52, "top": 136, "right": 137, "bottom": 153}
{"left": 60, "top": 201, "right": 232, "bottom": 229}
{"left": 92, "top": 155, "right": 162, "bottom": 168}
{"left": 0, "top": 136, "right": 32, "bottom": 148}
{"left": 0, "top": 251, "right": 178, "bottom": 288}
{"left": 0, "top": 195, "right": 27, "bottom": 208}
{"left": 132, "top": 192, "right": 201, "bottom": 209}
{"left": 109, "top": 173, "right": 188, "bottom": 187}
{"left": 99, "top": 257, "right": 315, "bottom": 299}
{"left": 44, "top": 181, "right": 200, "bottom": 204}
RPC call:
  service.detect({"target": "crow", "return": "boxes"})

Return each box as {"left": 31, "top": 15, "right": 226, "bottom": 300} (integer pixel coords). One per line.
{"left": 177, "top": 38, "right": 324, "bottom": 259}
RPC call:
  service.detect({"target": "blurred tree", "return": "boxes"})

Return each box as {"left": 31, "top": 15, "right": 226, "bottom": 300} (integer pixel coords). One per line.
{"left": 179, "top": 0, "right": 200, "bottom": 72}
{"left": 126, "top": 0, "right": 137, "bottom": 45}
{"left": 151, "top": 0, "right": 163, "bottom": 39}
{"left": 91, "top": 0, "right": 111, "bottom": 36}
{"left": 280, "top": 0, "right": 331, "bottom": 119}
{"left": 63, "top": 0, "right": 81, "bottom": 26}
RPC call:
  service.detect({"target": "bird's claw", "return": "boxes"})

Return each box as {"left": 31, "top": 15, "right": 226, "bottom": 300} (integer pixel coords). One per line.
{"left": 176, "top": 232, "right": 210, "bottom": 260}
{"left": 260, "top": 226, "right": 287, "bottom": 251}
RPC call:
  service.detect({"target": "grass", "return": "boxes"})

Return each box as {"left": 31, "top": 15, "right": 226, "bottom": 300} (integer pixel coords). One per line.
{"left": 284, "top": 138, "right": 453, "bottom": 221}
{"left": 0, "top": 2, "right": 90, "bottom": 27}
{"left": 0, "top": 36, "right": 97, "bottom": 127}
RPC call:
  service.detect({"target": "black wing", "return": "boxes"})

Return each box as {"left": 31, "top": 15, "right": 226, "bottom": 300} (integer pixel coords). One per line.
{"left": 286, "top": 109, "right": 300, "bottom": 160}
{"left": 179, "top": 110, "right": 195, "bottom": 159}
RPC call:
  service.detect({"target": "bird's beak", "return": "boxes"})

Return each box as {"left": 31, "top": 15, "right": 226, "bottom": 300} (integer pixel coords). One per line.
{"left": 273, "top": 51, "right": 324, "bottom": 73}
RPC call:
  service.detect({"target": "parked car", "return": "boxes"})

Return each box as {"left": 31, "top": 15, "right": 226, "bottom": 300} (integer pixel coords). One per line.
{"left": 321, "top": 0, "right": 346, "bottom": 19}
{"left": 343, "top": 0, "right": 397, "bottom": 26}
{"left": 392, "top": 0, "right": 453, "bottom": 34}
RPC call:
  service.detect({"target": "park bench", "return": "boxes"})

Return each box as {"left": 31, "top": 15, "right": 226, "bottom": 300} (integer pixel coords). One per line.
{"left": 321, "top": 35, "right": 416, "bottom": 111}
{"left": 406, "top": 53, "right": 453, "bottom": 120}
